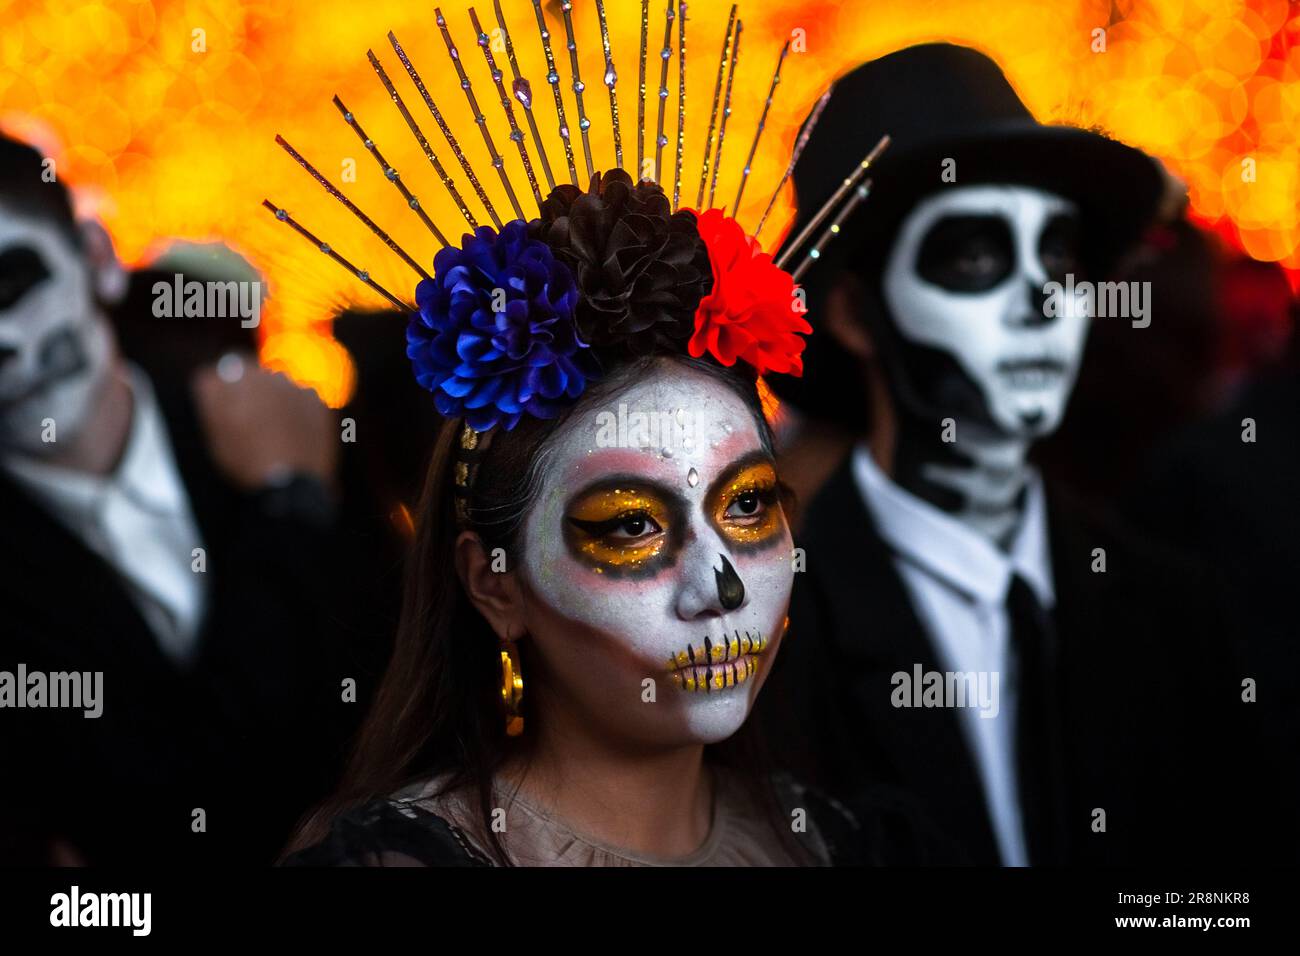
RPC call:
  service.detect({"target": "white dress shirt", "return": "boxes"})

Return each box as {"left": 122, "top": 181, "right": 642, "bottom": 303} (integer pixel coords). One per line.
{"left": 3, "top": 365, "right": 208, "bottom": 666}
{"left": 851, "top": 443, "right": 1055, "bottom": 867}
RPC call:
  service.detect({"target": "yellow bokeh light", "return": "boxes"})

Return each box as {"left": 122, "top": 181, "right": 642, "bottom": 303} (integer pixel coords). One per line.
{"left": 1, "top": 0, "right": 1296, "bottom": 403}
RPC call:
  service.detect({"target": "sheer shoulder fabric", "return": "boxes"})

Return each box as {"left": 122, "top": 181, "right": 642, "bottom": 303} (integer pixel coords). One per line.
{"left": 281, "top": 798, "right": 491, "bottom": 867}
{"left": 280, "top": 769, "right": 926, "bottom": 867}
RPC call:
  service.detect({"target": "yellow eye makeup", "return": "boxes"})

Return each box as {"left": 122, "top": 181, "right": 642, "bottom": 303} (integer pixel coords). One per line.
{"left": 563, "top": 484, "right": 684, "bottom": 578}
{"left": 708, "top": 460, "right": 785, "bottom": 552}
{"left": 562, "top": 456, "right": 785, "bottom": 575}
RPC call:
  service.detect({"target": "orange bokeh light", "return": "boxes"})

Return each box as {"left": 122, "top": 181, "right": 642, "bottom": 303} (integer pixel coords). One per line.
{"left": 1, "top": 0, "right": 1298, "bottom": 403}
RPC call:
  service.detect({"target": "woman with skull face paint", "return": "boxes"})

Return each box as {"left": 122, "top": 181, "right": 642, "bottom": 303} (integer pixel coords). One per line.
{"left": 280, "top": 174, "right": 887, "bottom": 867}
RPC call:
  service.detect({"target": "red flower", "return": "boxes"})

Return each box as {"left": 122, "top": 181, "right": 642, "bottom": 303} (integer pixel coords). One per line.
{"left": 686, "top": 208, "right": 811, "bottom": 377}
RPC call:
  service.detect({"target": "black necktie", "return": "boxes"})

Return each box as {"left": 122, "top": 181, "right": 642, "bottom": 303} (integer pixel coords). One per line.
{"left": 1006, "top": 573, "right": 1065, "bottom": 865}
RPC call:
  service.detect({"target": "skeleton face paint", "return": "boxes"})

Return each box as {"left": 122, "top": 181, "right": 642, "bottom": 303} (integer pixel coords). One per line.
{"left": 881, "top": 185, "right": 1090, "bottom": 438}
{"left": 0, "top": 208, "right": 113, "bottom": 455}
{"left": 520, "top": 362, "right": 793, "bottom": 748}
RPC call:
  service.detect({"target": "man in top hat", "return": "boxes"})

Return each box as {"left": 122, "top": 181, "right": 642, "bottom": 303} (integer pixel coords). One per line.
{"left": 758, "top": 44, "right": 1267, "bottom": 865}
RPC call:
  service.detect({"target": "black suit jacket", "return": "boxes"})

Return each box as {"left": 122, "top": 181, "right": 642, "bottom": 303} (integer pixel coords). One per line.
{"left": 758, "top": 459, "right": 1267, "bottom": 865}
{"left": 0, "top": 368, "right": 359, "bottom": 865}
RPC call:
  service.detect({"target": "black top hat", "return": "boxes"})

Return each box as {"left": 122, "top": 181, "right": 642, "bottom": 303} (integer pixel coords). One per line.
{"left": 777, "top": 42, "right": 1167, "bottom": 427}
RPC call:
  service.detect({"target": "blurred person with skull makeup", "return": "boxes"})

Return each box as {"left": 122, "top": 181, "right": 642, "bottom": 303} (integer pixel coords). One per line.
{"left": 0, "top": 132, "right": 356, "bottom": 864}
{"left": 758, "top": 45, "right": 1266, "bottom": 866}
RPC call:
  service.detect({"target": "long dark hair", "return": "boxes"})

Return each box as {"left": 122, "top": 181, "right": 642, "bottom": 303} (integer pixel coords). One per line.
{"left": 286, "top": 353, "right": 811, "bottom": 864}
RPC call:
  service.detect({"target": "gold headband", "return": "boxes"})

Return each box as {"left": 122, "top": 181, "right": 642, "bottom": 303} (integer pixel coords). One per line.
{"left": 453, "top": 422, "right": 491, "bottom": 526}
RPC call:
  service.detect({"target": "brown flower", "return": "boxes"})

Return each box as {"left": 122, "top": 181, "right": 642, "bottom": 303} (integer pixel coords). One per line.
{"left": 529, "top": 170, "right": 713, "bottom": 355}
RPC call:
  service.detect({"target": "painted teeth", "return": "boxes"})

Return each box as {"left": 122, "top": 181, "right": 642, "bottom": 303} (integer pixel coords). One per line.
{"left": 1003, "top": 369, "right": 1060, "bottom": 388}
{"left": 668, "top": 656, "right": 758, "bottom": 692}
{"left": 668, "top": 631, "right": 765, "bottom": 681}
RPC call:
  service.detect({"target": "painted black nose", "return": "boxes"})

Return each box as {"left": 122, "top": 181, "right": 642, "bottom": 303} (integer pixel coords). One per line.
{"left": 1017, "top": 279, "right": 1054, "bottom": 328}
{"left": 715, "top": 553, "right": 745, "bottom": 611}
{"left": 38, "top": 327, "right": 80, "bottom": 374}
{"left": 0, "top": 345, "right": 17, "bottom": 372}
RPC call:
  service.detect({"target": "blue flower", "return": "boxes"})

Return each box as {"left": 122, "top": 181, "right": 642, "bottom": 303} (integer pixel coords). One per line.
{"left": 406, "top": 220, "right": 595, "bottom": 431}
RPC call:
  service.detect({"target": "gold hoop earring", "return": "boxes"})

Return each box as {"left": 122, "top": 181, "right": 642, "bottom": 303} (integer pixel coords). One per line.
{"left": 500, "top": 642, "right": 524, "bottom": 737}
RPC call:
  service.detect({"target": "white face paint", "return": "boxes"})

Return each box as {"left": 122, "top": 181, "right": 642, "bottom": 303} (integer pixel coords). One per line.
{"left": 0, "top": 209, "right": 114, "bottom": 455}
{"left": 519, "top": 361, "right": 793, "bottom": 749}
{"left": 882, "top": 185, "right": 1091, "bottom": 437}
